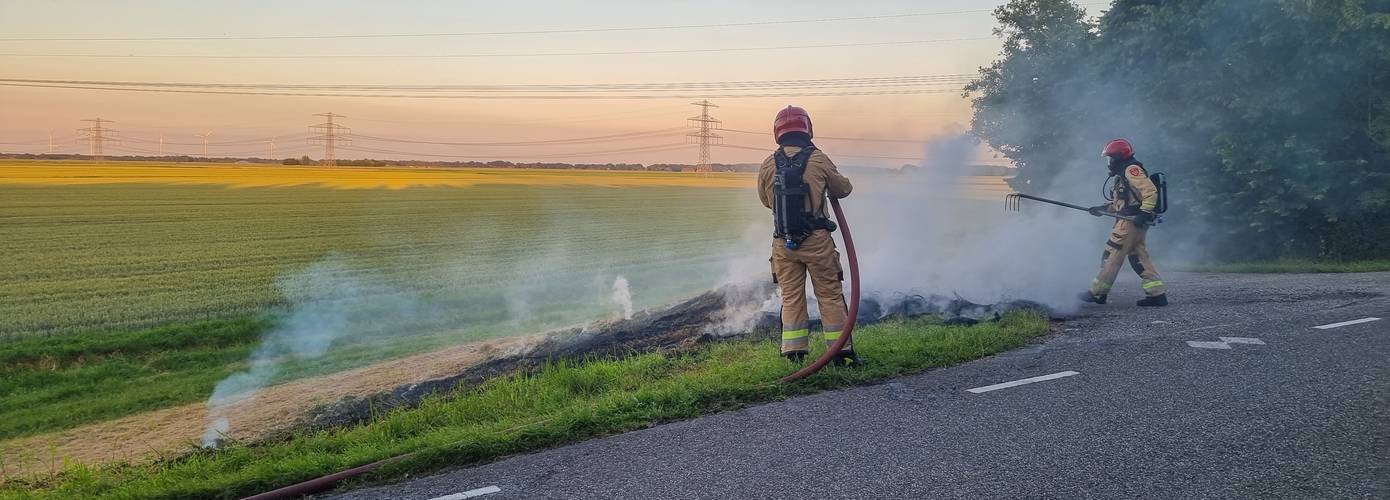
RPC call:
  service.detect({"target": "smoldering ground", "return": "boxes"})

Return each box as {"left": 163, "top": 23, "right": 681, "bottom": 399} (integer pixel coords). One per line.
{"left": 198, "top": 186, "right": 758, "bottom": 446}
{"left": 202, "top": 256, "right": 421, "bottom": 447}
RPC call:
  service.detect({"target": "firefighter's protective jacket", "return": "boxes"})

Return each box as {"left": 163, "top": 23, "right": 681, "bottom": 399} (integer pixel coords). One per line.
{"left": 1109, "top": 164, "right": 1159, "bottom": 214}
{"left": 758, "top": 145, "right": 855, "bottom": 356}
{"left": 757, "top": 146, "right": 853, "bottom": 217}
{"left": 1092, "top": 161, "right": 1166, "bottom": 299}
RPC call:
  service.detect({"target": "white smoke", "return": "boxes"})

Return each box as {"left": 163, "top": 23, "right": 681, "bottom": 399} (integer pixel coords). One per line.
{"left": 610, "top": 276, "right": 633, "bottom": 320}
{"left": 200, "top": 416, "right": 230, "bottom": 448}
{"left": 722, "top": 134, "right": 1108, "bottom": 320}
{"left": 851, "top": 134, "right": 1101, "bottom": 312}
{"left": 703, "top": 221, "right": 782, "bottom": 336}
{"left": 201, "top": 255, "right": 417, "bottom": 448}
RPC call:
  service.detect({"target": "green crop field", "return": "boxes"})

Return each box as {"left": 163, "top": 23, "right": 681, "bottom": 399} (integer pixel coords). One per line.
{"left": 0, "top": 161, "right": 765, "bottom": 445}
{"left": 1, "top": 161, "right": 762, "bottom": 340}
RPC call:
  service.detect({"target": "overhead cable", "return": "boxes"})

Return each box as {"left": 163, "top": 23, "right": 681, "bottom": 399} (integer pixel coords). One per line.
{"left": 0, "top": 9, "right": 1000, "bottom": 41}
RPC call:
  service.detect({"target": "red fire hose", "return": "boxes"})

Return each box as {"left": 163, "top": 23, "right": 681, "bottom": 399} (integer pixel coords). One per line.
{"left": 240, "top": 454, "right": 414, "bottom": 500}
{"left": 782, "top": 197, "right": 860, "bottom": 383}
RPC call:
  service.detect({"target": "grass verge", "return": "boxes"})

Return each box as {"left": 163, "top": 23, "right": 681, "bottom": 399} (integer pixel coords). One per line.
{"left": 1172, "top": 259, "right": 1390, "bottom": 273}
{"left": 1, "top": 312, "right": 1049, "bottom": 499}
{"left": 0, "top": 318, "right": 268, "bottom": 441}
{"left": 0, "top": 315, "right": 526, "bottom": 440}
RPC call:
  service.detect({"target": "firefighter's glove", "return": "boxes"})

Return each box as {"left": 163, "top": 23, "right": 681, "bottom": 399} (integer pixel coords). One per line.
{"left": 1087, "top": 205, "right": 1108, "bottom": 217}
{"left": 1134, "top": 211, "right": 1155, "bottom": 226}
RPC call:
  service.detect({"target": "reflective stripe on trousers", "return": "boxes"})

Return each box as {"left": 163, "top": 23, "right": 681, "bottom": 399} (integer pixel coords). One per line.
{"left": 781, "top": 328, "right": 809, "bottom": 353}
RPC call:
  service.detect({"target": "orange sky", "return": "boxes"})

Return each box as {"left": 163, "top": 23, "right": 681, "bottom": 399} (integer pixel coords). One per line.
{"left": 0, "top": 1, "right": 1107, "bottom": 167}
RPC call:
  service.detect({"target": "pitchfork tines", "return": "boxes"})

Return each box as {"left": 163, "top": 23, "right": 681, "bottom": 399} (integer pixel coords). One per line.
{"left": 1004, "top": 193, "right": 1023, "bottom": 212}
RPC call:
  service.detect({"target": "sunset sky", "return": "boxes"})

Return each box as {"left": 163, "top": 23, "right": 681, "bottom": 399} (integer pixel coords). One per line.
{"left": 0, "top": 1, "right": 1106, "bottom": 167}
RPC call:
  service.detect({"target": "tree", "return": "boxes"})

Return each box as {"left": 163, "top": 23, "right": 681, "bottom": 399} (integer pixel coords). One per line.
{"left": 969, "top": 0, "right": 1390, "bottom": 260}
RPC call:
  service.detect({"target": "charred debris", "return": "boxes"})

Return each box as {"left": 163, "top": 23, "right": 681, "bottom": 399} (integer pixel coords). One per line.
{"left": 298, "top": 284, "right": 1049, "bottom": 432}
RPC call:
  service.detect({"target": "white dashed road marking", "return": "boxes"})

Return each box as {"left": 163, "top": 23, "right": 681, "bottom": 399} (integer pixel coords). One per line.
{"left": 1187, "top": 337, "right": 1265, "bottom": 349}
{"left": 428, "top": 486, "right": 502, "bottom": 500}
{"left": 967, "top": 371, "right": 1079, "bottom": 394}
{"left": 1312, "top": 317, "right": 1382, "bottom": 330}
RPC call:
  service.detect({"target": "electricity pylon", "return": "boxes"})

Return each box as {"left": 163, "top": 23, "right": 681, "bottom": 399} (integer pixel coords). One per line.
{"left": 309, "top": 112, "right": 351, "bottom": 166}
{"left": 686, "top": 100, "right": 721, "bottom": 173}
{"left": 76, "top": 118, "right": 117, "bottom": 162}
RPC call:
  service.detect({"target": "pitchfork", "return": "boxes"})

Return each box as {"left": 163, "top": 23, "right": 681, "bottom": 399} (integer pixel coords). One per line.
{"left": 1005, "top": 192, "right": 1140, "bottom": 222}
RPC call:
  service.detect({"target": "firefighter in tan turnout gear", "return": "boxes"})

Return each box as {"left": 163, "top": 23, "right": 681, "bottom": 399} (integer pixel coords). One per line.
{"left": 1080, "top": 138, "right": 1169, "bottom": 307}
{"left": 757, "top": 106, "right": 858, "bottom": 365}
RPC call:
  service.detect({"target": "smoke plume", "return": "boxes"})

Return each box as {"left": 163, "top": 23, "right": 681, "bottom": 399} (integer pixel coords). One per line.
{"left": 611, "top": 276, "right": 634, "bottom": 320}
{"left": 718, "top": 133, "right": 1107, "bottom": 322}
{"left": 201, "top": 255, "right": 417, "bottom": 447}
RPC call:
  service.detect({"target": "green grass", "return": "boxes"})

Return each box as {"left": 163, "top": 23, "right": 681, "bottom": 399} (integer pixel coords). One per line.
{"left": 1, "top": 312, "right": 1050, "bottom": 499}
{"left": 1172, "top": 259, "right": 1390, "bottom": 273}
{"left": 0, "top": 318, "right": 266, "bottom": 441}
{"left": 0, "top": 310, "right": 636, "bottom": 441}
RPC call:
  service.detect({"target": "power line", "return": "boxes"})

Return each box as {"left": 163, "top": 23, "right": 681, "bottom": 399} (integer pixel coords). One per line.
{"left": 0, "top": 138, "right": 55, "bottom": 145}
{"left": 722, "top": 128, "right": 929, "bottom": 143}
{"left": 0, "top": 37, "right": 994, "bottom": 59}
{"left": 337, "top": 143, "right": 693, "bottom": 160}
{"left": 353, "top": 127, "right": 685, "bottom": 147}
{"left": 0, "top": 75, "right": 974, "bottom": 101}
{"left": 715, "top": 143, "right": 927, "bottom": 161}
{"left": 0, "top": 9, "right": 1003, "bottom": 41}
{"left": 0, "top": 82, "right": 963, "bottom": 100}
{"left": 0, "top": 75, "right": 973, "bottom": 91}
{"left": 107, "top": 143, "right": 285, "bottom": 157}
{"left": 120, "top": 133, "right": 308, "bottom": 146}
{"left": 348, "top": 104, "right": 694, "bottom": 127}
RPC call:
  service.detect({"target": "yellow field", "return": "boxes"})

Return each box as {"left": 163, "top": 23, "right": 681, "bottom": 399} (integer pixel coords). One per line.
{"left": 0, "top": 160, "right": 754, "bottom": 189}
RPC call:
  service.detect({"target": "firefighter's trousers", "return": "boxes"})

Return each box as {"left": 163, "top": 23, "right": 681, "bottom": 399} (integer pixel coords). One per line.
{"left": 1089, "top": 219, "right": 1166, "bottom": 297}
{"left": 772, "top": 230, "right": 852, "bottom": 355}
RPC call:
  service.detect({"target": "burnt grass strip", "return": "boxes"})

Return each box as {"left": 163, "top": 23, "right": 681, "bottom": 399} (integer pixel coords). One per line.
{"left": 4, "top": 285, "right": 1051, "bottom": 499}
{"left": 294, "top": 283, "right": 1050, "bottom": 437}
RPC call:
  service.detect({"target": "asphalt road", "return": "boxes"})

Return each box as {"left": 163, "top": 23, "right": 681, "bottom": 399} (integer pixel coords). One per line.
{"left": 329, "top": 272, "right": 1389, "bottom": 500}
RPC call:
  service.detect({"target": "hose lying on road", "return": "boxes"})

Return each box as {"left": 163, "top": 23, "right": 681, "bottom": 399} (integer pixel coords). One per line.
{"left": 782, "top": 197, "right": 860, "bottom": 383}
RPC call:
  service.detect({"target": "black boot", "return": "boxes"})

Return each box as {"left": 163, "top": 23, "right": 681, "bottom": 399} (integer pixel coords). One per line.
{"left": 1136, "top": 294, "right": 1168, "bottom": 307}
{"left": 831, "top": 350, "right": 860, "bottom": 367}
{"left": 783, "top": 351, "right": 807, "bottom": 363}
{"left": 1078, "top": 291, "right": 1107, "bottom": 304}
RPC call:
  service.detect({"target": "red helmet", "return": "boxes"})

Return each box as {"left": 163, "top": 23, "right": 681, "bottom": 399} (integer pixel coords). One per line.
{"left": 1102, "top": 138, "right": 1134, "bottom": 159}
{"left": 773, "top": 106, "right": 813, "bottom": 141}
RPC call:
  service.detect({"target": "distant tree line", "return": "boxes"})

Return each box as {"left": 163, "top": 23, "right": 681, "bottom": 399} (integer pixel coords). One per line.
{"left": 969, "top": 0, "right": 1390, "bottom": 260}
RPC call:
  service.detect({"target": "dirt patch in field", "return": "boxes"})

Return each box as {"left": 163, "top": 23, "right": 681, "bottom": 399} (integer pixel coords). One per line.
{"left": 0, "top": 333, "right": 541, "bottom": 479}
